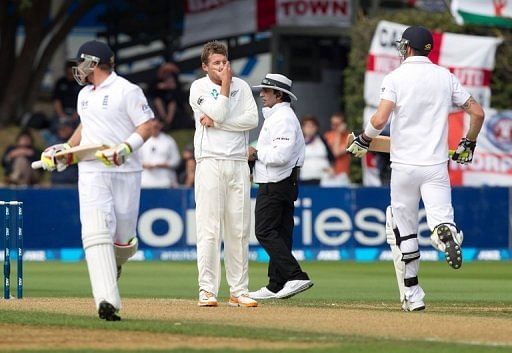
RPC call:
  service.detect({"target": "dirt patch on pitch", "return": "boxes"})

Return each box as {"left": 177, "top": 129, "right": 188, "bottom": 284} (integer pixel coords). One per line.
{"left": 0, "top": 323, "right": 320, "bottom": 351}
{"left": 3, "top": 298, "right": 512, "bottom": 349}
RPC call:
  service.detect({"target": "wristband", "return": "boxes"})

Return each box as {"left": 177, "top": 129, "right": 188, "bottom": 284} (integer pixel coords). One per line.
{"left": 364, "top": 122, "right": 383, "bottom": 139}
{"left": 124, "top": 132, "right": 144, "bottom": 152}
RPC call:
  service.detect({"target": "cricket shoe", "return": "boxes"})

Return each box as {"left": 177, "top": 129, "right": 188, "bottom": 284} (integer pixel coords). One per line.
{"left": 198, "top": 290, "right": 218, "bottom": 307}
{"left": 275, "top": 280, "right": 313, "bottom": 299}
{"left": 436, "top": 224, "right": 462, "bottom": 269}
{"left": 98, "top": 301, "right": 121, "bottom": 321}
{"left": 402, "top": 299, "right": 426, "bottom": 312}
{"left": 228, "top": 294, "right": 258, "bottom": 307}
{"left": 248, "top": 287, "right": 277, "bottom": 300}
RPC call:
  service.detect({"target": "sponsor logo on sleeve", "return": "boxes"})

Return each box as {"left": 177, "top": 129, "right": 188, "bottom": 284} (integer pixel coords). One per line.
{"left": 142, "top": 103, "right": 153, "bottom": 116}
{"left": 102, "top": 95, "right": 109, "bottom": 109}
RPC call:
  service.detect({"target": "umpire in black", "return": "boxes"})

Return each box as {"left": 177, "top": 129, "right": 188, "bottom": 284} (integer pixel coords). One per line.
{"left": 248, "top": 73, "right": 313, "bottom": 300}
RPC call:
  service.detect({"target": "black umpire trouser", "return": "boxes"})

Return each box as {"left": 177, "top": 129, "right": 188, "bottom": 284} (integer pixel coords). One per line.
{"left": 255, "top": 171, "right": 309, "bottom": 293}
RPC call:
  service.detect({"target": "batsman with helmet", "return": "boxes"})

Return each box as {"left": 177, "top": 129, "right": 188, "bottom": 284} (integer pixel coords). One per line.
{"left": 39, "top": 40, "right": 154, "bottom": 320}
{"left": 348, "top": 26, "right": 485, "bottom": 311}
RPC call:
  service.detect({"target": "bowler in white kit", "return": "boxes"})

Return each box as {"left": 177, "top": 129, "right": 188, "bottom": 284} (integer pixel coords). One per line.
{"left": 348, "top": 26, "right": 484, "bottom": 311}
{"left": 189, "top": 41, "right": 258, "bottom": 308}
{"left": 40, "top": 40, "right": 154, "bottom": 320}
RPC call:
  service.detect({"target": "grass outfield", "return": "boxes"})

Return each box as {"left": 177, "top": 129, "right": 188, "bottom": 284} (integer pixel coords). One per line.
{"left": 0, "top": 261, "right": 511, "bottom": 352}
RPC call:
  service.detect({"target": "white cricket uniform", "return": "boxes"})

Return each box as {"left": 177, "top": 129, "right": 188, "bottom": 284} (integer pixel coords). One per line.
{"left": 189, "top": 75, "right": 258, "bottom": 297}
{"left": 380, "top": 56, "right": 470, "bottom": 302}
{"left": 76, "top": 72, "right": 154, "bottom": 309}
{"left": 140, "top": 133, "right": 181, "bottom": 188}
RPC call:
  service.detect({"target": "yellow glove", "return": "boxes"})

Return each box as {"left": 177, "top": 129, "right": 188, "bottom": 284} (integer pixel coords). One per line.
{"left": 95, "top": 143, "right": 132, "bottom": 167}
{"left": 451, "top": 138, "right": 476, "bottom": 164}
{"left": 40, "top": 143, "right": 72, "bottom": 172}
{"left": 347, "top": 134, "right": 371, "bottom": 158}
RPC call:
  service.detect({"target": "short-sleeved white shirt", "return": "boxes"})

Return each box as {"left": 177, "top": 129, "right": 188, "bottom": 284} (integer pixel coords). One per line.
{"left": 380, "top": 56, "right": 470, "bottom": 165}
{"left": 77, "top": 72, "right": 154, "bottom": 172}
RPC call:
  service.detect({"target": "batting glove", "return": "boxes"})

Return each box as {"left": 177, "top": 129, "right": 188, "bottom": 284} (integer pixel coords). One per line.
{"left": 451, "top": 138, "right": 476, "bottom": 164}
{"left": 95, "top": 143, "right": 132, "bottom": 167}
{"left": 347, "top": 133, "right": 372, "bottom": 158}
{"left": 40, "top": 143, "right": 73, "bottom": 172}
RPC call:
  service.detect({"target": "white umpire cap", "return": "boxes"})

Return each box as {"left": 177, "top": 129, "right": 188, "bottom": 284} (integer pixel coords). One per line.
{"left": 253, "top": 73, "right": 298, "bottom": 101}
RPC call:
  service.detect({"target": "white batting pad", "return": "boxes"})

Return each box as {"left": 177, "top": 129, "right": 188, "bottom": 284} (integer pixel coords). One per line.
{"left": 85, "top": 243, "right": 121, "bottom": 310}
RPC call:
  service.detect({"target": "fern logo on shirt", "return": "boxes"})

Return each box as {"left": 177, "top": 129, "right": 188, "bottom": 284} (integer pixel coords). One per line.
{"left": 81, "top": 100, "right": 88, "bottom": 110}
{"left": 211, "top": 88, "right": 219, "bottom": 99}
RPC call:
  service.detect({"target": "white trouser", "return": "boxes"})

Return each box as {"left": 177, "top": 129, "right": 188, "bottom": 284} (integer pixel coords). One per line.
{"left": 79, "top": 171, "right": 141, "bottom": 309}
{"left": 390, "top": 162, "right": 454, "bottom": 302}
{"left": 195, "top": 158, "right": 251, "bottom": 297}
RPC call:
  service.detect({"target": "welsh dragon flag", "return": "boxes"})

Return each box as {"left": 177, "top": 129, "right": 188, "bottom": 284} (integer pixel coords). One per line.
{"left": 451, "top": 0, "right": 512, "bottom": 28}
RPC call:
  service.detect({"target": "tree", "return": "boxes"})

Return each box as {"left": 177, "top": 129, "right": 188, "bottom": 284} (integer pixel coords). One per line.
{"left": 0, "top": 0, "right": 101, "bottom": 126}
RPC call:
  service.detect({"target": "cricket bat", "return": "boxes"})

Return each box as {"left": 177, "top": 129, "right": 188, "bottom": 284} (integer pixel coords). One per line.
{"left": 346, "top": 133, "right": 390, "bottom": 153}
{"left": 346, "top": 133, "right": 460, "bottom": 157}
{"left": 31, "top": 144, "right": 109, "bottom": 170}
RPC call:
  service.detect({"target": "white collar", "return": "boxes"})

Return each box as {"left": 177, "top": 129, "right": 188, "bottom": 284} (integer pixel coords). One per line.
{"left": 403, "top": 56, "right": 432, "bottom": 64}
{"left": 262, "top": 102, "right": 290, "bottom": 119}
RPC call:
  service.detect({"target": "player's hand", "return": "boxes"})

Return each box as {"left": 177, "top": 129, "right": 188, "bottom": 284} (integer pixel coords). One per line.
{"left": 347, "top": 133, "right": 372, "bottom": 158}
{"left": 40, "top": 143, "right": 72, "bottom": 172}
{"left": 95, "top": 143, "right": 132, "bottom": 167}
{"left": 219, "top": 61, "right": 232, "bottom": 84}
{"left": 200, "top": 115, "right": 214, "bottom": 127}
{"left": 451, "top": 138, "right": 476, "bottom": 164}
{"left": 248, "top": 146, "right": 258, "bottom": 162}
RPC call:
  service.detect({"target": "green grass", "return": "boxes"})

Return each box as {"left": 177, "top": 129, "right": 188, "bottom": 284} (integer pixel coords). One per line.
{"left": 1, "top": 261, "right": 512, "bottom": 353}
{"left": 24, "top": 261, "right": 512, "bottom": 305}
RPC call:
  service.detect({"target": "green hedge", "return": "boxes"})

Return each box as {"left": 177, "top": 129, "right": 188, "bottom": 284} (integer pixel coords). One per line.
{"left": 344, "top": 10, "right": 512, "bottom": 182}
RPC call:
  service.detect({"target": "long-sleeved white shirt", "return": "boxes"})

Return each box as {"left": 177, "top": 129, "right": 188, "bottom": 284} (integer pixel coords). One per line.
{"left": 254, "top": 102, "right": 305, "bottom": 183}
{"left": 189, "top": 75, "right": 258, "bottom": 161}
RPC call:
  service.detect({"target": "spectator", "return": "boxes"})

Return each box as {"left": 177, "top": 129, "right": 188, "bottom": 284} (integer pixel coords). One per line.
{"left": 149, "top": 62, "right": 193, "bottom": 131}
{"left": 176, "top": 144, "right": 195, "bottom": 187}
{"left": 323, "top": 112, "right": 351, "bottom": 186}
{"left": 42, "top": 61, "right": 82, "bottom": 146}
{"left": 140, "top": 118, "right": 181, "bottom": 188}
{"left": 52, "top": 61, "right": 81, "bottom": 127}
{"left": 300, "top": 115, "right": 334, "bottom": 185}
{"left": 1, "top": 130, "right": 41, "bottom": 186}
{"left": 50, "top": 121, "right": 78, "bottom": 186}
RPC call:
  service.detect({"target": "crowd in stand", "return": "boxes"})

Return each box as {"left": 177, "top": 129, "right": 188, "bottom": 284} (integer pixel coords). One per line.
{"left": 1, "top": 60, "right": 392, "bottom": 188}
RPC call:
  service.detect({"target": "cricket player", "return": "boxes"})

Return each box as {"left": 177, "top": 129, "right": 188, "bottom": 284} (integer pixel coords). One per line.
{"left": 189, "top": 41, "right": 259, "bottom": 307}
{"left": 40, "top": 40, "right": 154, "bottom": 321}
{"left": 347, "top": 26, "right": 485, "bottom": 311}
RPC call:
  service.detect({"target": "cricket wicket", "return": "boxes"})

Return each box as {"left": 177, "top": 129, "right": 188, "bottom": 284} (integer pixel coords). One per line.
{"left": 1, "top": 201, "right": 23, "bottom": 299}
